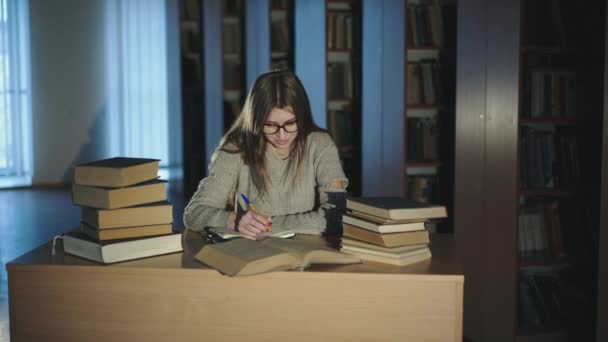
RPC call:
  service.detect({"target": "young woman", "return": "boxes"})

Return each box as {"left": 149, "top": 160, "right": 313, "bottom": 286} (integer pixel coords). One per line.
{"left": 183, "top": 70, "right": 348, "bottom": 238}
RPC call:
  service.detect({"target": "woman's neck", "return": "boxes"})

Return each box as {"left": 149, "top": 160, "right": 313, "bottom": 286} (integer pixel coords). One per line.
{"left": 267, "top": 144, "right": 290, "bottom": 160}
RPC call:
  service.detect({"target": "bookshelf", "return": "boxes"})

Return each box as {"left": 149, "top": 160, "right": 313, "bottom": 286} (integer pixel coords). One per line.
{"left": 270, "top": 0, "right": 294, "bottom": 71}
{"left": 455, "top": 0, "right": 606, "bottom": 340}
{"left": 222, "top": 0, "right": 246, "bottom": 132}
{"left": 404, "top": 0, "right": 456, "bottom": 232}
{"left": 326, "top": 0, "right": 362, "bottom": 195}
{"left": 179, "top": 0, "right": 205, "bottom": 199}
{"left": 516, "top": 1, "right": 604, "bottom": 340}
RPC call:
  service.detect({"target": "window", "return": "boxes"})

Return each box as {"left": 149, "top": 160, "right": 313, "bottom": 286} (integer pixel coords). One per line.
{"left": 0, "top": 0, "right": 32, "bottom": 187}
{"left": 105, "top": 0, "right": 177, "bottom": 179}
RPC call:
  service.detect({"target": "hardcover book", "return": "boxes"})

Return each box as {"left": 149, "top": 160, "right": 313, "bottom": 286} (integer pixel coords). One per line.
{"left": 195, "top": 237, "right": 360, "bottom": 276}
{"left": 74, "top": 157, "right": 160, "bottom": 188}
{"left": 342, "top": 214, "right": 426, "bottom": 233}
{"left": 61, "top": 231, "right": 182, "bottom": 264}
{"left": 72, "top": 179, "right": 167, "bottom": 209}
{"left": 81, "top": 201, "right": 173, "bottom": 228}
{"left": 341, "top": 246, "right": 432, "bottom": 266}
{"left": 341, "top": 237, "right": 428, "bottom": 253}
{"left": 346, "top": 196, "right": 447, "bottom": 221}
{"left": 80, "top": 221, "right": 174, "bottom": 241}
{"left": 342, "top": 223, "right": 430, "bottom": 247}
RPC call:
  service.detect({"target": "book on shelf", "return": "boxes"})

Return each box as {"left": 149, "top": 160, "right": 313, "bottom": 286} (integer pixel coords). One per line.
{"left": 341, "top": 245, "right": 432, "bottom": 267}
{"left": 80, "top": 222, "right": 174, "bottom": 241}
{"left": 342, "top": 214, "right": 426, "bottom": 233}
{"left": 195, "top": 237, "right": 360, "bottom": 276}
{"left": 72, "top": 179, "right": 167, "bottom": 210}
{"left": 74, "top": 157, "right": 160, "bottom": 188}
{"left": 61, "top": 231, "right": 182, "bottom": 264}
{"left": 206, "top": 227, "right": 295, "bottom": 240}
{"left": 343, "top": 223, "right": 430, "bottom": 247}
{"left": 81, "top": 201, "right": 173, "bottom": 229}
{"left": 346, "top": 196, "right": 447, "bottom": 221}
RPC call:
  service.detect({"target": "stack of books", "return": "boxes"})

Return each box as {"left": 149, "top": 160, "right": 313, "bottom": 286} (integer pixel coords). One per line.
{"left": 63, "top": 157, "right": 182, "bottom": 264}
{"left": 340, "top": 197, "right": 447, "bottom": 266}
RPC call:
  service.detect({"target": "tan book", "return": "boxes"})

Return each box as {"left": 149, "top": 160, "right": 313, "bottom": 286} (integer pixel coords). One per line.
{"left": 341, "top": 237, "right": 428, "bottom": 253}
{"left": 342, "top": 214, "right": 426, "bottom": 233}
{"left": 80, "top": 222, "right": 174, "bottom": 241}
{"left": 347, "top": 209, "right": 427, "bottom": 225}
{"left": 81, "top": 201, "right": 173, "bottom": 228}
{"left": 195, "top": 237, "right": 360, "bottom": 276}
{"left": 346, "top": 197, "right": 447, "bottom": 221}
{"left": 340, "top": 244, "right": 430, "bottom": 259}
{"left": 342, "top": 247, "right": 432, "bottom": 266}
{"left": 72, "top": 179, "right": 167, "bottom": 209}
{"left": 342, "top": 223, "right": 430, "bottom": 247}
{"left": 74, "top": 157, "right": 160, "bottom": 188}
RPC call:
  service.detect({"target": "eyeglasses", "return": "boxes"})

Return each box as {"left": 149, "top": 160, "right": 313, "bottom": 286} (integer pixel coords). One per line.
{"left": 263, "top": 121, "right": 298, "bottom": 134}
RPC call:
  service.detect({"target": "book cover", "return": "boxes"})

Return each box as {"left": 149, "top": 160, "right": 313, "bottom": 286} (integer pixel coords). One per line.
{"left": 342, "top": 214, "right": 426, "bottom": 233}
{"left": 80, "top": 221, "right": 174, "bottom": 241}
{"left": 72, "top": 179, "right": 167, "bottom": 209}
{"left": 346, "top": 196, "right": 447, "bottom": 220}
{"left": 74, "top": 157, "right": 160, "bottom": 188}
{"left": 62, "top": 231, "right": 182, "bottom": 264}
{"left": 342, "top": 223, "right": 430, "bottom": 247}
{"left": 81, "top": 201, "right": 173, "bottom": 229}
{"left": 195, "top": 237, "right": 360, "bottom": 276}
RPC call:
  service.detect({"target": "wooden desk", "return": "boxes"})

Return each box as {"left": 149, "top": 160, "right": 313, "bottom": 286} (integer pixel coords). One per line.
{"left": 7, "top": 233, "right": 463, "bottom": 342}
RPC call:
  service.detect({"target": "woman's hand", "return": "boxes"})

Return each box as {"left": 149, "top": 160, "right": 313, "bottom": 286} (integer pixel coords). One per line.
{"left": 235, "top": 211, "right": 272, "bottom": 238}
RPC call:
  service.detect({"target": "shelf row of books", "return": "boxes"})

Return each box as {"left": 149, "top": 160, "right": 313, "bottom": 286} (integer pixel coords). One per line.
{"left": 406, "top": 2, "right": 444, "bottom": 48}
{"left": 519, "top": 202, "right": 566, "bottom": 262}
{"left": 328, "top": 62, "right": 353, "bottom": 99}
{"left": 328, "top": 109, "right": 354, "bottom": 151}
{"left": 407, "top": 117, "right": 439, "bottom": 162}
{"left": 340, "top": 197, "right": 447, "bottom": 266}
{"left": 523, "top": 69, "right": 576, "bottom": 119}
{"left": 519, "top": 127, "right": 580, "bottom": 190}
{"left": 407, "top": 60, "right": 443, "bottom": 105}
{"left": 518, "top": 268, "right": 565, "bottom": 328}
{"left": 327, "top": 11, "right": 353, "bottom": 50}
{"left": 63, "top": 157, "right": 182, "bottom": 264}
{"left": 271, "top": 19, "right": 290, "bottom": 54}
{"left": 223, "top": 62, "right": 243, "bottom": 91}
{"left": 222, "top": 21, "right": 242, "bottom": 54}
{"left": 407, "top": 175, "right": 440, "bottom": 204}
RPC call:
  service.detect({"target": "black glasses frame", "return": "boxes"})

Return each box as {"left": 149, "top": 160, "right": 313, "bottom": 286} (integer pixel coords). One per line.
{"left": 263, "top": 121, "right": 298, "bottom": 134}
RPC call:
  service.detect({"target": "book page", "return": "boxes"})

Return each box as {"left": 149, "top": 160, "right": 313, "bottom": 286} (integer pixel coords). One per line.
{"left": 261, "top": 238, "right": 360, "bottom": 268}
{"left": 195, "top": 238, "right": 297, "bottom": 276}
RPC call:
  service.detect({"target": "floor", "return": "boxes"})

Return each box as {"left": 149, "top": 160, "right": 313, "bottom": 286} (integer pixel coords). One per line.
{"left": 0, "top": 182, "right": 187, "bottom": 341}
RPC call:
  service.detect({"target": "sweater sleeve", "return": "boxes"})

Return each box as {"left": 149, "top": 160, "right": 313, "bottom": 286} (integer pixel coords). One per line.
{"left": 183, "top": 149, "right": 241, "bottom": 231}
{"left": 271, "top": 136, "right": 348, "bottom": 234}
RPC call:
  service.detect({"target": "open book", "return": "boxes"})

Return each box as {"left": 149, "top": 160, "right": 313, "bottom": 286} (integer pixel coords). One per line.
{"left": 195, "top": 237, "right": 360, "bottom": 276}
{"left": 207, "top": 227, "right": 295, "bottom": 240}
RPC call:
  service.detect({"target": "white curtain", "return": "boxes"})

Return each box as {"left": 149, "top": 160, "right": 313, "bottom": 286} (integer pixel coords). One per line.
{"left": 0, "top": 0, "right": 32, "bottom": 187}
{"left": 105, "top": 0, "right": 170, "bottom": 168}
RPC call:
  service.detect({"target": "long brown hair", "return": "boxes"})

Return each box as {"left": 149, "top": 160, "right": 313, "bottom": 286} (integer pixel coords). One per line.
{"left": 216, "top": 70, "right": 322, "bottom": 196}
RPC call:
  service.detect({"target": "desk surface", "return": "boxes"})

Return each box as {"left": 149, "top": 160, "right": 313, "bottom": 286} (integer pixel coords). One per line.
{"left": 7, "top": 232, "right": 463, "bottom": 279}
{"left": 8, "top": 233, "right": 464, "bottom": 341}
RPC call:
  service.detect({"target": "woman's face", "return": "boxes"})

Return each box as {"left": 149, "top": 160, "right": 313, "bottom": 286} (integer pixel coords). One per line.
{"left": 263, "top": 106, "right": 298, "bottom": 156}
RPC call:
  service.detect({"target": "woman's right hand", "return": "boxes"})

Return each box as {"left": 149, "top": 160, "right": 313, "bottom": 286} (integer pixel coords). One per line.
{"left": 235, "top": 211, "right": 272, "bottom": 238}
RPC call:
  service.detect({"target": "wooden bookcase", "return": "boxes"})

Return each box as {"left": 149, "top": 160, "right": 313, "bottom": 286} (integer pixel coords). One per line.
{"left": 404, "top": 0, "right": 456, "bottom": 232}
{"left": 270, "top": 0, "right": 294, "bottom": 71}
{"left": 455, "top": 0, "right": 606, "bottom": 341}
{"left": 516, "top": 1, "right": 604, "bottom": 340}
{"left": 179, "top": 0, "right": 205, "bottom": 199}
{"left": 326, "top": 0, "right": 362, "bottom": 195}
{"left": 222, "top": 0, "right": 246, "bottom": 132}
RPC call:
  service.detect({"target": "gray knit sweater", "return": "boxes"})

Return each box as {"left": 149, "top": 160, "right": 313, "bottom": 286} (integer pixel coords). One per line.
{"left": 183, "top": 131, "right": 348, "bottom": 234}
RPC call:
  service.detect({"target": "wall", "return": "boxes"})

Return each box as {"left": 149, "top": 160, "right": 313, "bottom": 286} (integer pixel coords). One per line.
{"left": 29, "top": 0, "right": 109, "bottom": 184}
